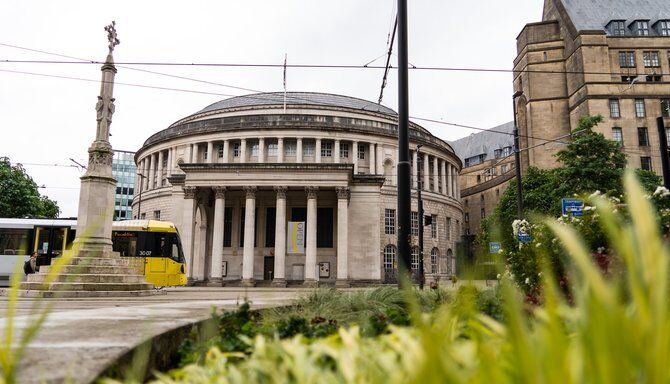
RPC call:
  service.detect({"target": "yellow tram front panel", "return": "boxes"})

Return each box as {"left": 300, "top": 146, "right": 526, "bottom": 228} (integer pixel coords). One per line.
{"left": 144, "top": 257, "right": 187, "bottom": 287}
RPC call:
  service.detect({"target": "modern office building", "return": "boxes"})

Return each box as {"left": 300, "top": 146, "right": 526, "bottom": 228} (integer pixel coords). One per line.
{"left": 111, "top": 150, "right": 136, "bottom": 221}
{"left": 132, "top": 92, "right": 463, "bottom": 286}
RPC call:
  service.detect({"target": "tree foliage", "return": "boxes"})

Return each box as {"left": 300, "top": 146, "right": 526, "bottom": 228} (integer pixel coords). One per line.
{"left": 0, "top": 157, "right": 60, "bottom": 218}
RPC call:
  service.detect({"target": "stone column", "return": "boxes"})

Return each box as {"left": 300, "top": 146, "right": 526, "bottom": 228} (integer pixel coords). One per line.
{"left": 166, "top": 148, "right": 172, "bottom": 177}
{"left": 210, "top": 187, "right": 226, "bottom": 286}
{"left": 297, "top": 138, "right": 303, "bottom": 163}
{"left": 352, "top": 141, "right": 359, "bottom": 174}
{"left": 157, "top": 151, "right": 164, "bottom": 188}
{"left": 222, "top": 140, "right": 229, "bottom": 163}
{"left": 304, "top": 186, "right": 318, "bottom": 286}
{"left": 147, "top": 153, "right": 155, "bottom": 190}
{"left": 334, "top": 140, "right": 341, "bottom": 163}
{"left": 240, "top": 139, "right": 247, "bottom": 164}
{"left": 315, "top": 138, "right": 322, "bottom": 163}
{"left": 241, "top": 186, "right": 256, "bottom": 286}
{"left": 182, "top": 186, "right": 197, "bottom": 280}
{"left": 447, "top": 164, "right": 453, "bottom": 197}
{"left": 272, "top": 186, "right": 288, "bottom": 287}
{"left": 377, "top": 144, "right": 384, "bottom": 176}
{"left": 369, "top": 143, "right": 376, "bottom": 174}
{"left": 335, "top": 187, "right": 349, "bottom": 287}
{"left": 433, "top": 156, "right": 439, "bottom": 193}
{"left": 441, "top": 160, "right": 447, "bottom": 196}
{"left": 423, "top": 153, "right": 430, "bottom": 191}
{"left": 207, "top": 141, "right": 214, "bottom": 163}
{"left": 412, "top": 150, "right": 418, "bottom": 189}
{"left": 455, "top": 166, "right": 460, "bottom": 199}
{"left": 191, "top": 143, "right": 198, "bottom": 163}
{"left": 277, "top": 138, "right": 284, "bottom": 163}
{"left": 258, "top": 138, "right": 265, "bottom": 163}
{"left": 185, "top": 144, "right": 192, "bottom": 165}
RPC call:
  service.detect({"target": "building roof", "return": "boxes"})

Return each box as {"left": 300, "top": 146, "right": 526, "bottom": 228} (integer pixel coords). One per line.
{"left": 449, "top": 121, "right": 515, "bottom": 163}
{"left": 557, "top": 0, "right": 670, "bottom": 30}
{"left": 198, "top": 92, "right": 397, "bottom": 116}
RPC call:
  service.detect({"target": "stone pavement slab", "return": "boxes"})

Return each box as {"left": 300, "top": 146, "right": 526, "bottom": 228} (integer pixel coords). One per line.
{"left": 0, "top": 287, "right": 304, "bottom": 383}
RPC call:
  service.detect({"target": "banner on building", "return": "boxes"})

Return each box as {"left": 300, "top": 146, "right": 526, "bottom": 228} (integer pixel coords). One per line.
{"left": 287, "top": 221, "right": 305, "bottom": 254}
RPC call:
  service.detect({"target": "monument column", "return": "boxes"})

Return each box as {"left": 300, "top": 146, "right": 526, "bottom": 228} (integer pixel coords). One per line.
{"left": 209, "top": 187, "right": 226, "bottom": 286}
{"left": 304, "top": 186, "right": 318, "bottom": 287}
{"left": 335, "top": 187, "right": 350, "bottom": 287}
{"left": 241, "top": 186, "right": 256, "bottom": 286}
{"left": 272, "top": 186, "right": 288, "bottom": 287}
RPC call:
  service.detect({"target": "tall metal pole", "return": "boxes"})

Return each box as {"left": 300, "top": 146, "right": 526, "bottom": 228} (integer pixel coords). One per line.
{"left": 396, "top": 0, "right": 412, "bottom": 289}
{"left": 657, "top": 117, "right": 670, "bottom": 189}
{"left": 417, "top": 146, "right": 424, "bottom": 289}
{"left": 512, "top": 91, "right": 524, "bottom": 219}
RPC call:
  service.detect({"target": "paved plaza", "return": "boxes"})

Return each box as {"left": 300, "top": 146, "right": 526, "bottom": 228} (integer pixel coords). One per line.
{"left": 0, "top": 287, "right": 303, "bottom": 383}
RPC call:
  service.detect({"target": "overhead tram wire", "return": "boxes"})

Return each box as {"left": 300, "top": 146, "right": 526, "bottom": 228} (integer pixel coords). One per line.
{"left": 377, "top": 15, "right": 397, "bottom": 104}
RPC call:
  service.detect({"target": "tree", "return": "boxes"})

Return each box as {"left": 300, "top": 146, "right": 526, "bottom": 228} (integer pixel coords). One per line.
{"left": 0, "top": 157, "right": 60, "bottom": 218}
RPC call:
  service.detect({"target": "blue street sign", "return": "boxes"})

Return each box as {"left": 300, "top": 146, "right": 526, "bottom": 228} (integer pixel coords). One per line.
{"left": 518, "top": 233, "right": 532, "bottom": 243}
{"left": 561, "top": 198, "right": 584, "bottom": 216}
{"left": 489, "top": 242, "right": 501, "bottom": 254}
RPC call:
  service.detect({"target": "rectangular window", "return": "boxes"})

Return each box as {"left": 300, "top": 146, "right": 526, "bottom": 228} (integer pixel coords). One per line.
{"left": 233, "top": 142, "right": 241, "bottom": 157}
{"left": 612, "top": 127, "right": 623, "bottom": 145}
{"left": 464, "top": 213, "right": 469, "bottom": 223}
{"left": 638, "top": 127, "right": 649, "bottom": 146}
{"left": 357, "top": 145, "right": 365, "bottom": 160}
{"left": 267, "top": 143, "right": 278, "bottom": 157}
{"left": 614, "top": 20, "right": 626, "bottom": 35}
{"left": 340, "top": 143, "right": 349, "bottom": 159}
{"left": 384, "top": 208, "right": 396, "bottom": 235}
{"left": 636, "top": 20, "right": 649, "bottom": 36}
{"left": 284, "top": 140, "right": 296, "bottom": 156}
{"left": 250, "top": 141, "right": 259, "bottom": 157}
{"left": 153, "top": 210, "right": 161, "bottom": 220}
{"left": 501, "top": 164, "right": 508, "bottom": 173}
{"left": 641, "top": 157, "right": 652, "bottom": 171}
{"left": 618, "top": 51, "right": 635, "bottom": 68}
{"left": 223, "top": 208, "right": 232, "bottom": 247}
{"left": 635, "top": 99, "right": 646, "bottom": 118}
{"left": 494, "top": 149, "right": 502, "bottom": 158}
{"left": 609, "top": 99, "right": 621, "bottom": 118}
{"left": 203, "top": 148, "right": 208, "bottom": 161}
{"left": 217, "top": 144, "right": 224, "bottom": 158}
{"left": 321, "top": 141, "right": 333, "bottom": 157}
{"left": 265, "top": 207, "right": 276, "bottom": 247}
{"left": 646, "top": 75, "right": 662, "bottom": 82}
{"left": 661, "top": 99, "right": 670, "bottom": 118}
{"left": 316, "top": 208, "right": 333, "bottom": 248}
{"left": 303, "top": 141, "right": 315, "bottom": 156}
{"left": 661, "top": 21, "right": 670, "bottom": 36}
{"left": 411, "top": 211, "right": 419, "bottom": 236}
{"left": 431, "top": 214, "right": 437, "bottom": 238}
{"left": 445, "top": 217, "right": 451, "bottom": 240}
{"left": 643, "top": 51, "right": 660, "bottom": 67}
{"left": 666, "top": 128, "right": 670, "bottom": 144}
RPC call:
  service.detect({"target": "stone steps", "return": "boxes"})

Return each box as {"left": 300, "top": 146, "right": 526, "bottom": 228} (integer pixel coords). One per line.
{"left": 27, "top": 273, "right": 146, "bottom": 284}
{"left": 20, "top": 282, "right": 154, "bottom": 292}
{"left": 63, "top": 256, "right": 144, "bottom": 267}
{"left": 40, "top": 264, "right": 141, "bottom": 275}
{"left": 17, "top": 289, "right": 161, "bottom": 298}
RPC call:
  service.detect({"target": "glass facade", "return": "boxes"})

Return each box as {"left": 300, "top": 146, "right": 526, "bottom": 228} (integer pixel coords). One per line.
{"left": 112, "top": 150, "right": 137, "bottom": 220}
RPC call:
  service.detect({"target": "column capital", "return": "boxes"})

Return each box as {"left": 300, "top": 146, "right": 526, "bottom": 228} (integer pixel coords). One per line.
{"left": 305, "top": 186, "right": 318, "bottom": 199}
{"left": 183, "top": 186, "right": 197, "bottom": 199}
{"left": 243, "top": 186, "right": 257, "bottom": 199}
{"left": 335, "top": 186, "right": 350, "bottom": 200}
{"left": 274, "top": 186, "right": 288, "bottom": 199}
{"left": 213, "top": 186, "right": 227, "bottom": 199}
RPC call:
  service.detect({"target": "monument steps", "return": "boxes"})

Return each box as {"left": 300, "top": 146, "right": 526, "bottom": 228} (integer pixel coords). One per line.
{"left": 20, "top": 282, "right": 154, "bottom": 292}
{"left": 27, "top": 273, "right": 146, "bottom": 284}
{"left": 40, "top": 264, "right": 140, "bottom": 275}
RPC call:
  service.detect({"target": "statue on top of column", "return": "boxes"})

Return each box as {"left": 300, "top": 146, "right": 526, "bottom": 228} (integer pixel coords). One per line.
{"left": 104, "top": 21, "right": 120, "bottom": 54}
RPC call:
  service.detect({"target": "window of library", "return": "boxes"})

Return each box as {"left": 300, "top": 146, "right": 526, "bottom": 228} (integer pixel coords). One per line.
{"left": 430, "top": 248, "right": 439, "bottom": 274}
{"left": 303, "top": 141, "right": 315, "bottom": 157}
{"left": 446, "top": 217, "right": 451, "bottom": 240}
{"left": 431, "top": 214, "right": 437, "bottom": 238}
{"left": 411, "top": 211, "right": 419, "bottom": 236}
{"left": 153, "top": 210, "right": 161, "bottom": 220}
{"left": 635, "top": 99, "right": 646, "bottom": 118}
{"left": 217, "top": 144, "right": 224, "bottom": 158}
{"left": 494, "top": 149, "right": 502, "bottom": 158}
{"left": 643, "top": 51, "right": 660, "bottom": 67}
{"left": 203, "top": 148, "right": 208, "bottom": 161}
{"left": 611, "top": 20, "right": 626, "bottom": 36}
{"left": 316, "top": 208, "right": 333, "bottom": 248}
{"left": 233, "top": 142, "right": 241, "bottom": 157}
{"left": 383, "top": 245, "right": 396, "bottom": 270}
{"left": 385, "top": 208, "right": 396, "bottom": 235}
{"left": 250, "top": 141, "right": 259, "bottom": 157}
{"left": 223, "top": 209, "right": 232, "bottom": 247}
{"left": 609, "top": 99, "right": 621, "bottom": 118}
{"left": 638, "top": 127, "right": 649, "bottom": 146}
{"left": 635, "top": 20, "right": 650, "bottom": 36}
{"left": 267, "top": 143, "right": 278, "bottom": 157}
{"left": 662, "top": 99, "right": 670, "bottom": 118}
{"left": 618, "top": 51, "right": 635, "bottom": 67}
{"left": 357, "top": 145, "right": 365, "bottom": 160}
{"left": 640, "top": 157, "right": 652, "bottom": 171}
{"left": 612, "top": 127, "right": 623, "bottom": 145}
{"left": 284, "top": 140, "right": 297, "bottom": 156}
{"left": 410, "top": 247, "right": 420, "bottom": 271}
{"left": 321, "top": 141, "right": 333, "bottom": 157}
{"left": 660, "top": 20, "right": 670, "bottom": 36}
{"left": 340, "top": 143, "right": 349, "bottom": 159}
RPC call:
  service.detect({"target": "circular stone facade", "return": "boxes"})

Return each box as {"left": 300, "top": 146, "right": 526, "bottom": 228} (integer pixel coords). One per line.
{"left": 134, "top": 92, "right": 462, "bottom": 286}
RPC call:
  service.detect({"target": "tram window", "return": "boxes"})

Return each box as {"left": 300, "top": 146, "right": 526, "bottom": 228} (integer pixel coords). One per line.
{"left": 0, "top": 228, "right": 31, "bottom": 255}
{"left": 112, "top": 231, "right": 138, "bottom": 256}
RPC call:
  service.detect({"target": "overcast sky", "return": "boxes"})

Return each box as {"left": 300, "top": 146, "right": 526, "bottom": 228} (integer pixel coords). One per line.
{"left": 0, "top": 0, "right": 542, "bottom": 217}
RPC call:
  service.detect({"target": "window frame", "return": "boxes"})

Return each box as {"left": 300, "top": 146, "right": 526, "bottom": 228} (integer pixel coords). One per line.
{"left": 384, "top": 208, "right": 396, "bottom": 235}
{"left": 284, "top": 140, "right": 297, "bottom": 156}
{"left": 233, "top": 142, "right": 241, "bottom": 157}
{"left": 635, "top": 99, "right": 646, "bottom": 118}
{"left": 612, "top": 127, "right": 623, "bottom": 145}
{"left": 640, "top": 156, "right": 652, "bottom": 171}
{"left": 340, "top": 143, "right": 350, "bottom": 159}
{"left": 611, "top": 20, "right": 626, "bottom": 36}
{"left": 321, "top": 141, "right": 333, "bottom": 157}
{"left": 303, "top": 141, "right": 315, "bottom": 157}
{"left": 357, "top": 145, "right": 365, "bottom": 160}
{"left": 643, "top": 51, "right": 660, "bottom": 67}
{"left": 267, "top": 143, "right": 278, "bottom": 157}
{"left": 430, "top": 214, "right": 437, "bottom": 239}
{"left": 661, "top": 99, "right": 670, "bottom": 118}
{"left": 638, "top": 127, "right": 649, "bottom": 147}
{"left": 619, "top": 51, "right": 635, "bottom": 68}
{"left": 609, "top": 99, "right": 621, "bottom": 118}
{"left": 411, "top": 211, "right": 419, "bottom": 236}
{"left": 636, "top": 20, "right": 650, "bottom": 36}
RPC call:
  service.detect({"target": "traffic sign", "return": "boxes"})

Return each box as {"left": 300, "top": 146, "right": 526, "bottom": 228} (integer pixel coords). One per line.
{"left": 489, "top": 242, "right": 501, "bottom": 254}
{"left": 561, "top": 198, "right": 584, "bottom": 216}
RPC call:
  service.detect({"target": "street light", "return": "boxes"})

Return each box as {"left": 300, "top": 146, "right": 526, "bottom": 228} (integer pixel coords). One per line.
{"left": 512, "top": 90, "right": 524, "bottom": 219}
{"left": 416, "top": 144, "right": 425, "bottom": 289}
{"left": 136, "top": 172, "right": 147, "bottom": 219}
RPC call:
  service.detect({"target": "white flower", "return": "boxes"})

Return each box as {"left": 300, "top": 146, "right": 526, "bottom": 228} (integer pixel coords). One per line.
{"left": 589, "top": 190, "right": 602, "bottom": 199}
{"left": 535, "top": 242, "right": 542, "bottom": 248}
{"left": 525, "top": 277, "right": 530, "bottom": 285}
{"left": 654, "top": 186, "right": 670, "bottom": 198}
{"left": 597, "top": 246, "right": 605, "bottom": 253}
{"left": 496, "top": 274, "right": 501, "bottom": 280}
{"left": 584, "top": 206, "right": 594, "bottom": 211}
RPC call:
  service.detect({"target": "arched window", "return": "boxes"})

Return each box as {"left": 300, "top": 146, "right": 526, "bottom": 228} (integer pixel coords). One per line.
{"left": 430, "top": 248, "right": 439, "bottom": 274}
{"left": 446, "top": 248, "right": 454, "bottom": 275}
{"left": 383, "top": 245, "right": 397, "bottom": 270}
{"left": 411, "top": 246, "right": 420, "bottom": 271}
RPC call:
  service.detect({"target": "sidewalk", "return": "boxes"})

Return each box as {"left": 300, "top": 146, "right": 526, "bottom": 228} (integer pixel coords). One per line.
{"left": 0, "top": 287, "right": 302, "bottom": 383}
